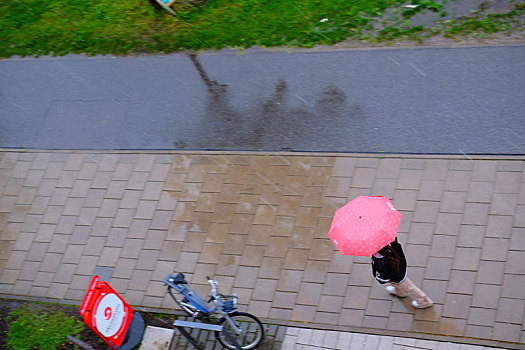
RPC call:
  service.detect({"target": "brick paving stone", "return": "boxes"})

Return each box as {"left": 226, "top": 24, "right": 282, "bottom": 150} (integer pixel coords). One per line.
{"left": 471, "top": 161, "right": 498, "bottom": 181}
{"left": 2, "top": 222, "right": 21, "bottom": 241}
{"left": 485, "top": 215, "right": 514, "bottom": 239}
{"left": 327, "top": 253, "right": 353, "bottom": 275}
{"left": 505, "top": 250, "right": 525, "bottom": 274}
{"left": 362, "top": 315, "right": 388, "bottom": 329}
{"left": 439, "top": 318, "right": 467, "bottom": 336}
{"left": 371, "top": 178, "right": 397, "bottom": 199}
{"left": 406, "top": 222, "right": 434, "bottom": 245}
{"left": 339, "top": 308, "right": 365, "bottom": 327}
{"left": 418, "top": 179, "right": 445, "bottom": 202}
{"left": 75, "top": 255, "right": 98, "bottom": 276}
{"left": 208, "top": 255, "right": 236, "bottom": 278}
{"left": 83, "top": 236, "right": 106, "bottom": 255}
{"left": 440, "top": 192, "right": 467, "bottom": 213}
{"left": 46, "top": 234, "right": 68, "bottom": 254}
{"left": 467, "top": 181, "right": 495, "bottom": 203}
{"left": 39, "top": 252, "right": 62, "bottom": 273}
{"left": 480, "top": 238, "right": 509, "bottom": 261}
{"left": 448, "top": 270, "right": 477, "bottom": 294}
{"left": 8, "top": 204, "right": 30, "bottom": 223}
{"left": 252, "top": 279, "right": 278, "bottom": 301}
{"left": 343, "top": 286, "right": 371, "bottom": 309}
{"left": 315, "top": 294, "right": 343, "bottom": 313}
{"left": 494, "top": 172, "right": 521, "bottom": 194}
{"left": 273, "top": 291, "right": 298, "bottom": 309}
{"left": 448, "top": 159, "right": 473, "bottom": 171}
{"left": 348, "top": 263, "right": 374, "bottom": 286}
{"left": 393, "top": 190, "right": 418, "bottom": 211}
{"left": 430, "top": 235, "right": 457, "bottom": 258}
{"left": 445, "top": 171, "right": 471, "bottom": 192}
{"left": 500, "top": 274, "right": 525, "bottom": 299}
{"left": 476, "top": 261, "right": 505, "bottom": 284}
{"left": 294, "top": 282, "right": 323, "bottom": 306}
{"left": 435, "top": 213, "right": 462, "bottom": 236}
{"left": 397, "top": 169, "right": 423, "bottom": 190}
{"left": 413, "top": 201, "right": 440, "bottom": 223}
{"left": 443, "top": 294, "right": 472, "bottom": 318}
{"left": 18, "top": 261, "right": 41, "bottom": 280}
{"left": 21, "top": 214, "right": 42, "bottom": 233}
{"left": 113, "top": 208, "right": 135, "bottom": 227}
{"left": 78, "top": 207, "right": 98, "bottom": 226}
{"left": 277, "top": 270, "right": 303, "bottom": 292}
{"left": 283, "top": 248, "right": 309, "bottom": 270}
{"left": 510, "top": 227, "right": 525, "bottom": 251}
{"left": 47, "top": 282, "right": 68, "bottom": 299}
{"left": 493, "top": 322, "right": 521, "bottom": 342}
{"left": 105, "top": 227, "right": 128, "bottom": 247}
{"left": 198, "top": 243, "right": 224, "bottom": 264}
{"left": 364, "top": 298, "right": 391, "bottom": 317}
{"left": 463, "top": 203, "right": 490, "bottom": 225}
{"left": 97, "top": 247, "right": 121, "bottom": 267}
{"left": 349, "top": 168, "right": 374, "bottom": 188}
{"left": 387, "top": 312, "right": 413, "bottom": 331}
{"left": 62, "top": 244, "right": 84, "bottom": 264}
{"left": 136, "top": 249, "right": 160, "bottom": 270}
{"left": 471, "top": 284, "right": 501, "bottom": 309}
{"left": 13, "top": 232, "right": 35, "bottom": 251}
{"left": 128, "top": 269, "right": 153, "bottom": 291}
{"left": 495, "top": 298, "right": 524, "bottom": 324}
{"left": 323, "top": 273, "right": 349, "bottom": 296}
{"left": 41, "top": 205, "right": 64, "bottom": 225}
{"left": 452, "top": 248, "right": 481, "bottom": 271}
{"left": 78, "top": 162, "right": 98, "bottom": 180}
{"left": 490, "top": 193, "right": 518, "bottom": 216}
{"left": 405, "top": 244, "right": 430, "bottom": 267}
{"left": 425, "top": 257, "right": 453, "bottom": 280}
{"left": 54, "top": 263, "right": 76, "bottom": 283}
{"left": 158, "top": 240, "right": 182, "bottom": 261}
{"left": 81, "top": 189, "right": 104, "bottom": 208}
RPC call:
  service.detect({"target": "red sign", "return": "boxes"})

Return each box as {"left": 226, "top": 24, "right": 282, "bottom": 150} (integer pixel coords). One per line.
{"left": 80, "top": 276, "right": 137, "bottom": 349}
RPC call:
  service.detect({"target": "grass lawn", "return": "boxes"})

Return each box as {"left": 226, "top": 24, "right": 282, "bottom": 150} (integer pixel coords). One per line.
{"left": 1, "top": 0, "right": 523, "bottom": 58}
{"left": 0, "top": 0, "right": 404, "bottom": 57}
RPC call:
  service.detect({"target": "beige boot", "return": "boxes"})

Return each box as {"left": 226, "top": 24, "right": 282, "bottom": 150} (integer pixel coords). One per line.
{"left": 392, "top": 278, "right": 433, "bottom": 308}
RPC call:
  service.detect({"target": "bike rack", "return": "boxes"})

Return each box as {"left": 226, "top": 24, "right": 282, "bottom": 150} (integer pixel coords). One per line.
{"left": 173, "top": 320, "right": 241, "bottom": 350}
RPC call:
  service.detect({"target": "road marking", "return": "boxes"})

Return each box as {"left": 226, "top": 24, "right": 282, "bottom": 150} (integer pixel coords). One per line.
{"left": 388, "top": 57, "right": 401, "bottom": 66}
{"left": 409, "top": 63, "right": 426, "bottom": 77}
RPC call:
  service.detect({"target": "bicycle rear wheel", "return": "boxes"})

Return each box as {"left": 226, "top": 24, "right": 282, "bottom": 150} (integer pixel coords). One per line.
{"left": 215, "top": 312, "right": 264, "bottom": 350}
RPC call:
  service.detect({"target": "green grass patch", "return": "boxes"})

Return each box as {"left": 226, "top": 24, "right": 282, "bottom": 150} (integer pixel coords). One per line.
{"left": 1, "top": 0, "right": 406, "bottom": 57}
{"left": 6, "top": 304, "right": 83, "bottom": 350}
{"left": 443, "top": 8, "right": 524, "bottom": 39}
{"left": 1, "top": 0, "right": 523, "bottom": 58}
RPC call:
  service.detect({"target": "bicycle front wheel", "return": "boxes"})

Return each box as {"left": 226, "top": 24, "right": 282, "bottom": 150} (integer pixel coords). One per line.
{"left": 215, "top": 312, "right": 264, "bottom": 350}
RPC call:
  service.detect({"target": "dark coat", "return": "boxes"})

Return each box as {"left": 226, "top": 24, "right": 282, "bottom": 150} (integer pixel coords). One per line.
{"left": 371, "top": 239, "right": 407, "bottom": 284}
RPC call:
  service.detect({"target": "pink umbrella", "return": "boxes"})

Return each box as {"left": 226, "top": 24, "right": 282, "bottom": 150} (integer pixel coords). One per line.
{"left": 328, "top": 196, "right": 402, "bottom": 257}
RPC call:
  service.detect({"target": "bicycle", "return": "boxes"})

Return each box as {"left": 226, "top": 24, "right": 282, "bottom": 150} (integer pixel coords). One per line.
{"left": 164, "top": 273, "right": 265, "bottom": 349}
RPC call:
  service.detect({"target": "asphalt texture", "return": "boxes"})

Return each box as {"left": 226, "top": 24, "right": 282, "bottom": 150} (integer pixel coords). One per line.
{"left": 1, "top": 45, "right": 524, "bottom": 154}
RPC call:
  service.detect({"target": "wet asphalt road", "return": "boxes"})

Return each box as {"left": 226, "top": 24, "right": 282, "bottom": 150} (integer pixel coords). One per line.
{"left": 0, "top": 45, "right": 524, "bottom": 154}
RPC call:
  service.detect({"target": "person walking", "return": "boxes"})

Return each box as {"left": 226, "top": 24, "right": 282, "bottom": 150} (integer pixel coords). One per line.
{"left": 371, "top": 238, "right": 433, "bottom": 308}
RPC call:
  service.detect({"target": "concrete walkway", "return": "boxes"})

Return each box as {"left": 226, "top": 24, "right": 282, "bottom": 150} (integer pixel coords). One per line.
{"left": 0, "top": 150, "right": 524, "bottom": 349}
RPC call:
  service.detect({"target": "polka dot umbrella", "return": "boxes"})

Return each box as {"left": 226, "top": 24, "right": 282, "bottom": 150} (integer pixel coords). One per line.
{"left": 328, "top": 196, "right": 402, "bottom": 257}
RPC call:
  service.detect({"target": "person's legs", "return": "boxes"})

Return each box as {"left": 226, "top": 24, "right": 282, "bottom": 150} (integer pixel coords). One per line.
{"left": 389, "top": 278, "right": 433, "bottom": 308}
{"left": 387, "top": 282, "right": 408, "bottom": 297}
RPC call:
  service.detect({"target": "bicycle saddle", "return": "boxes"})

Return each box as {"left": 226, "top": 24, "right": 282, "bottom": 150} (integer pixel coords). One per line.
{"left": 172, "top": 273, "right": 188, "bottom": 284}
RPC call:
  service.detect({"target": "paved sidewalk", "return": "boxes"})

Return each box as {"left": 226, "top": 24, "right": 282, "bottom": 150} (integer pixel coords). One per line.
{"left": 0, "top": 150, "right": 524, "bottom": 349}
